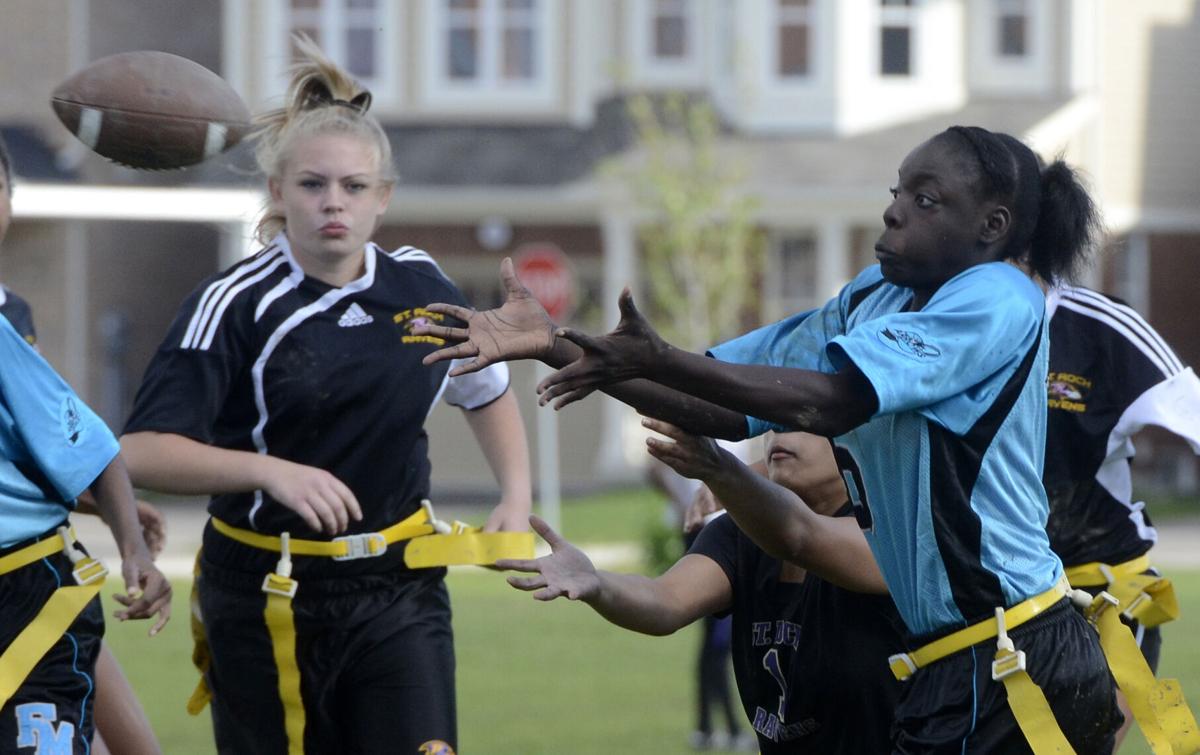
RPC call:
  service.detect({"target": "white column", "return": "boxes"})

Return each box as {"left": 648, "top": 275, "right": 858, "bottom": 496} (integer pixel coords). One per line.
{"left": 595, "top": 210, "right": 638, "bottom": 479}
{"left": 816, "top": 218, "right": 849, "bottom": 301}
{"left": 220, "top": 221, "right": 257, "bottom": 268}
{"left": 64, "top": 221, "right": 88, "bottom": 395}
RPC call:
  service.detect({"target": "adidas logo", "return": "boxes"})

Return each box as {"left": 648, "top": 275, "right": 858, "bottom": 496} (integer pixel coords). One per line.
{"left": 338, "top": 303, "right": 374, "bottom": 328}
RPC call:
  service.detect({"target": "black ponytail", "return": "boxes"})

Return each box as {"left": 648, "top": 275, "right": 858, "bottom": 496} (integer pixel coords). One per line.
{"left": 1029, "top": 159, "right": 1101, "bottom": 284}
{"left": 942, "top": 126, "right": 1101, "bottom": 284}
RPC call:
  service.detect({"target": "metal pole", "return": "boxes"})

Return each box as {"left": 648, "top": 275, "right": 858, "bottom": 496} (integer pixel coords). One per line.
{"left": 534, "top": 361, "right": 562, "bottom": 532}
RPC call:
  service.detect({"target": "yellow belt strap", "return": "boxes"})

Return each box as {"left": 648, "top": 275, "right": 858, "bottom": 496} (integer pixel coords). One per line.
{"left": 1086, "top": 592, "right": 1200, "bottom": 754}
{"left": 263, "top": 569, "right": 305, "bottom": 755}
{"left": 404, "top": 530, "right": 535, "bottom": 568}
{"left": 187, "top": 552, "right": 212, "bottom": 716}
{"left": 1066, "top": 557, "right": 1178, "bottom": 629}
{"left": 211, "top": 508, "right": 434, "bottom": 558}
{"left": 0, "top": 529, "right": 105, "bottom": 711}
{"left": 992, "top": 648, "right": 1076, "bottom": 754}
{"left": 889, "top": 580, "right": 1068, "bottom": 681}
{"left": 1064, "top": 555, "right": 1152, "bottom": 587}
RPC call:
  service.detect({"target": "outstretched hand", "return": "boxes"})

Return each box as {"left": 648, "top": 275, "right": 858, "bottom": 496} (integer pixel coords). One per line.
{"left": 495, "top": 514, "right": 600, "bottom": 602}
{"left": 642, "top": 417, "right": 733, "bottom": 485}
{"left": 536, "top": 288, "right": 667, "bottom": 410}
{"left": 412, "top": 257, "right": 557, "bottom": 377}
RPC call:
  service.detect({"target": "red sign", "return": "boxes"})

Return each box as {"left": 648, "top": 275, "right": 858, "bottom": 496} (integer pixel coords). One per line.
{"left": 513, "top": 243, "right": 577, "bottom": 322}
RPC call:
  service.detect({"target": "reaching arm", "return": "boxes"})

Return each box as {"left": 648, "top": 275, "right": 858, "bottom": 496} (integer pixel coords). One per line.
{"left": 540, "top": 291, "right": 877, "bottom": 437}
{"left": 413, "top": 258, "right": 750, "bottom": 439}
{"left": 86, "top": 455, "right": 172, "bottom": 634}
{"left": 644, "top": 419, "right": 887, "bottom": 594}
{"left": 461, "top": 388, "right": 533, "bottom": 532}
{"left": 498, "top": 515, "right": 732, "bottom": 636}
{"left": 119, "top": 431, "right": 361, "bottom": 535}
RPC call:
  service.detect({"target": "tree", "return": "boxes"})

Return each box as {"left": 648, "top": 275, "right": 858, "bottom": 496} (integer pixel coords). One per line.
{"left": 615, "top": 93, "right": 766, "bottom": 352}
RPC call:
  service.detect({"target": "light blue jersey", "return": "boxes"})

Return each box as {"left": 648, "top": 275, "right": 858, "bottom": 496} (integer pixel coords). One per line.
{"left": 710, "top": 263, "right": 1062, "bottom": 635}
{"left": 0, "top": 315, "right": 119, "bottom": 547}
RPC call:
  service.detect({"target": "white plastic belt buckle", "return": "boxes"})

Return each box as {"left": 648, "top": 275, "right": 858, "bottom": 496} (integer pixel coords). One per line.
{"left": 261, "top": 574, "right": 298, "bottom": 598}
{"left": 332, "top": 532, "right": 387, "bottom": 561}
{"left": 72, "top": 558, "right": 108, "bottom": 586}
{"left": 1121, "top": 591, "right": 1150, "bottom": 622}
{"left": 991, "top": 649, "right": 1027, "bottom": 681}
{"left": 889, "top": 653, "right": 918, "bottom": 680}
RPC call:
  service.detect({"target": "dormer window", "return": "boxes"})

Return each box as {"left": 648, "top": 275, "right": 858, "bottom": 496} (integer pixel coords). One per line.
{"left": 777, "top": 0, "right": 815, "bottom": 78}
{"left": 880, "top": 0, "right": 915, "bottom": 76}
{"left": 286, "top": 0, "right": 386, "bottom": 83}
{"left": 651, "top": 0, "right": 691, "bottom": 61}
{"left": 997, "top": 0, "right": 1029, "bottom": 57}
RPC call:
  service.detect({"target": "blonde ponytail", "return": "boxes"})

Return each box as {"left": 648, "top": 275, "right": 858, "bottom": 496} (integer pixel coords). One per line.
{"left": 252, "top": 33, "right": 394, "bottom": 244}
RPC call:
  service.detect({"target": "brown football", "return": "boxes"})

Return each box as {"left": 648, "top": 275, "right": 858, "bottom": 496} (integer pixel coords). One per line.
{"left": 51, "top": 51, "right": 252, "bottom": 170}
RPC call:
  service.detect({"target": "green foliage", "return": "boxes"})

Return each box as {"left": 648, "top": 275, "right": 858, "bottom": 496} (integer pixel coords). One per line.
{"left": 616, "top": 93, "right": 766, "bottom": 351}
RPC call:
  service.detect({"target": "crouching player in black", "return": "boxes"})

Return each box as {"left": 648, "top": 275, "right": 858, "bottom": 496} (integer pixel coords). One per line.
{"left": 500, "top": 423, "right": 906, "bottom": 753}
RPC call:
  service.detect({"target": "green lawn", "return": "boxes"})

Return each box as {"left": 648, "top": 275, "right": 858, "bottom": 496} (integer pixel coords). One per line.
{"left": 101, "top": 490, "right": 1200, "bottom": 753}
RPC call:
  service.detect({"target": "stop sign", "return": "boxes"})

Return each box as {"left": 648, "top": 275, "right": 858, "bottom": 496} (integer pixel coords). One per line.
{"left": 513, "top": 243, "right": 577, "bottom": 322}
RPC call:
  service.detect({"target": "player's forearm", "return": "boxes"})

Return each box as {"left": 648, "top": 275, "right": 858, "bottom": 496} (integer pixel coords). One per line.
{"left": 463, "top": 389, "right": 532, "bottom": 507}
{"left": 120, "top": 431, "right": 275, "bottom": 496}
{"left": 87, "top": 455, "right": 153, "bottom": 561}
{"left": 704, "top": 457, "right": 887, "bottom": 593}
{"left": 645, "top": 347, "right": 877, "bottom": 437}
{"left": 541, "top": 337, "right": 749, "bottom": 439}
{"left": 585, "top": 571, "right": 698, "bottom": 636}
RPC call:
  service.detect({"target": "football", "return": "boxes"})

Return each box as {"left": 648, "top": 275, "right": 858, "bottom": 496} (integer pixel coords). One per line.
{"left": 50, "top": 50, "right": 252, "bottom": 170}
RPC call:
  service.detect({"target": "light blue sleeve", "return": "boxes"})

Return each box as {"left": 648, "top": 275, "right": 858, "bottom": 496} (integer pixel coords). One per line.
{"left": 706, "top": 272, "right": 867, "bottom": 437}
{"left": 827, "top": 264, "right": 1044, "bottom": 434}
{"left": 0, "top": 316, "right": 119, "bottom": 501}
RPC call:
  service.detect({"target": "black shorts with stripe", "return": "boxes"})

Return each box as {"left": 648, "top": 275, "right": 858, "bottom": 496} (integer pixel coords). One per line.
{"left": 0, "top": 540, "right": 104, "bottom": 755}
{"left": 198, "top": 556, "right": 455, "bottom": 755}
{"left": 892, "top": 599, "right": 1122, "bottom": 754}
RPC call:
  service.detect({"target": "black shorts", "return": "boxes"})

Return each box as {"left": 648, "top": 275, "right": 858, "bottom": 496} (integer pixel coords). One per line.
{"left": 0, "top": 543, "right": 104, "bottom": 755}
{"left": 892, "top": 600, "right": 1122, "bottom": 754}
{"left": 198, "top": 559, "right": 456, "bottom": 755}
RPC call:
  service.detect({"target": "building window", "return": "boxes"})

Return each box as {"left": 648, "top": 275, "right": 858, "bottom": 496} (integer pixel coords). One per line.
{"left": 880, "top": 0, "right": 914, "bottom": 76}
{"left": 444, "top": 0, "right": 540, "bottom": 85}
{"left": 996, "top": 0, "right": 1029, "bottom": 57}
{"left": 651, "top": 0, "right": 690, "bottom": 60}
{"left": 773, "top": 235, "right": 819, "bottom": 314}
{"left": 286, "top": 0, "right": 385, "bottom": 81}
{"left": 777, "top": 0, "right": 814, "bottom": 78}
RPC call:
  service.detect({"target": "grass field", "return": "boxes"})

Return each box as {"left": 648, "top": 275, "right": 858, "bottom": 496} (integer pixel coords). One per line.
{"left": 102, "top": 490, "right": 1200, "bottom": 754}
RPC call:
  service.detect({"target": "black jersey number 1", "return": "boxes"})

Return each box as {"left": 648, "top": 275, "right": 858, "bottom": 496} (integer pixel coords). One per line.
{"left": 833, "top": 445, "right": 873, "bottom": 531}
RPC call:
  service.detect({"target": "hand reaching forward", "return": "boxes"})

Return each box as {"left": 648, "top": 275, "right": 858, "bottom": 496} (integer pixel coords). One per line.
{"left": 642, "top": 417, "right": 735, "bottom": 485}
{"left": 413, "top": 257, "right": 558, "bottom": 377}
{"left": 536, "top": 288, "right": 669, "bottom": 410}
{"left": 496, "top": 515, "right": 600, "bottom": 602}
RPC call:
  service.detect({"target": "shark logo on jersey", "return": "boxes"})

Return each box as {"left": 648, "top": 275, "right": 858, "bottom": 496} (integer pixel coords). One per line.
{"left": 15, "top": 703, "right": 74, "bottom": 754}
{"left": 878, "top": 327, "right": 941, "bottom": 360}
{"left": 60, "top": 397, "right": 82, "bottom": 446}
{"left": 1047, "top": 371, "right": 1091, "bottom": 412}
{"left": 417, "top": 741, "right": 455, "bottom": 755}
{"left": 338, "top": 302, "right": 374, "bottom": 328}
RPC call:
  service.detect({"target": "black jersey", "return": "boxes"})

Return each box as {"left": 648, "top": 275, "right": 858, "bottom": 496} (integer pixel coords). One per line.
{"left": 1043, "top": 286, "right": 1200, "bottom": 566}
{"left": 0, "top": 285, "right": 37, "bottom": 345}
{"left": 125, "top": 236, "right": 509, "bottom": 578}
{"left": 689, "top": 509, "right": 906, "bottom": 754}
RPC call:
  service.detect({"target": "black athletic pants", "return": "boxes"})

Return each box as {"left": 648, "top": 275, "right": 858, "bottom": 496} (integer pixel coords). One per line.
{"left": 199, "top": 562, "right": 456, "bottom": 755}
